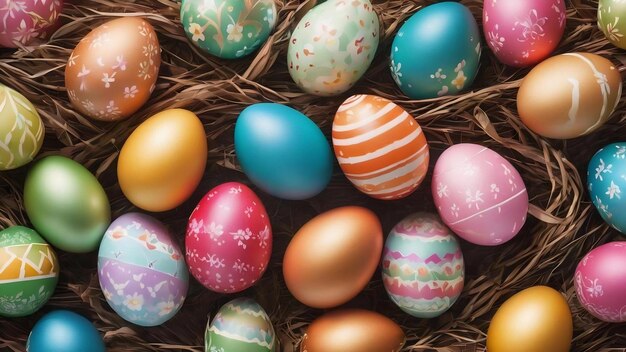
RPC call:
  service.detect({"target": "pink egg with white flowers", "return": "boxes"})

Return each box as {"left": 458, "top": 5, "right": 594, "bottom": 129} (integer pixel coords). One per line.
{"left": 432, "top": 143, "right": 528, "bottom": 246}
{"left": 483, "top": 0, "right": 566, "bottom": 67}
{"left": 0, "top": 0, "right": 64, "bottom": 48}
{"left": 185, "top": 182, "right": 272, "bottom": 293}
{"left": 575, "top": 242, "right": 626, "bottom": 322}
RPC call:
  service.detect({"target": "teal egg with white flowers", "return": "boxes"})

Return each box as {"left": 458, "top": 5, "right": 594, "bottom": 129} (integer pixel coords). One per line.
{"left": 588, "top": 142, "right": 626, "bottom": 234}
{"left": 234, "top": 103, "right": 333, "bottom": 200}
{"left": 389, "top": 2, "right": 481, "bottom": 99}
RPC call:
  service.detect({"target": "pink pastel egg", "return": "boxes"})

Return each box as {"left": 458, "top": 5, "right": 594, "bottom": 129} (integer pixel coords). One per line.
{"left": 0, "top": 0, "right": 64, "bottom": 48}
{"left": 432, "top": 143, "right": 528, "bottom": 246}
{"left": 575, "top": 242, "right": 626, "bottom": 322}
{"left": 185, "top": 182, "right": 272, "bottom": 293}
{"left": 483, "top": 0, "right": 566, "bottom": 67}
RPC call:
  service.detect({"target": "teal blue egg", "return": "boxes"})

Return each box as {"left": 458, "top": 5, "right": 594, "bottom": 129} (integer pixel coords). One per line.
{"left": 27, "top": 310, "right": 105, "bottom": 352}
{"left": 390, "top": 2, "right": 481, "bottom": 99}
{"left": 588, "top": 142, "right": 626, "bottom": 234}
{"left": 234, "top": 103, "right": 333, "bottom": 200}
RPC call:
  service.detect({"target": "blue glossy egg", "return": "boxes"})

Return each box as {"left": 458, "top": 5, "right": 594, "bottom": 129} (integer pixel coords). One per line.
{"left": 27, "top": 310, "right": 105, "bottom": 352}
{"left": 588, "top": 142, "right": 626, "bottom": 234}
{"left": 235, "top": 103, "right": 333, "bottom": 200}
{"left": 390, "top": 2, "right": 481, "bottom": 99}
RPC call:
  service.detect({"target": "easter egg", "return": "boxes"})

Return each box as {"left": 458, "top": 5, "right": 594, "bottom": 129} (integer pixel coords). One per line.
{"left": 575, "top": 242, "right": 626, "bottom": 322}
{"left": 65, "top": 17, "right": 160, "bottom": 121}
{"left": 333, "top": 94, "right": 429, "bottom": 200}
{"left": 186, "top": 182, "right": 272, "bottom": 293}
{"left": 301, "top": 309, "right": 405, "bottom": 352}
{"left": 287, "top": 0, "right": 379, "bottom": 96}
{"left": 390, "top": 2, "right": 481, "bottom": 99}
{"left": 0, "top": 226, "right": 58, "bottom": 317}
{"left": 205, "top": 298, "right": 276, "bottom": 352}
{"left": 382, "top": 213, "right": 464, "bottom": 318}
{"left": 0, "top": 0, "right": 63, "bottom": 48}
{"left": 0, "top": 85, "right": 44, "bottom": 170}
{"left": 234, "top": 103, "right": 333, "bottom": 200}
{"left": 24, "top": 156, "right": 111, "bottom": 253}
{"left": 483, "top": 0, "right": 566, "bottom": 67}
{"left": 181, "top": 0, "right": 277, "bottom": 59}
{"left": 599, "top": 0, "right": 626, "bottom": 49}
{"left": 432, "top": 143, "right": 528, "bottom": 246}
{"left": 517, "top": 53, "right": 622, "bottom": 139}
{"left": 587, "top": 143, "right": 626, "bottom": 233}
{"left": 118, "top": 109, "right": 208, "bottom": 212}
{"left": 283, "top": 206, "right": 382, "bottom": 308}
{"left": 487, "top": 286, "right": 573, "bottom": 352}
{"left": 98, "top": 213, "right": 188, "bottom": 326}
{"left": 26, "top": 310, "right": 105, "bottom": 352}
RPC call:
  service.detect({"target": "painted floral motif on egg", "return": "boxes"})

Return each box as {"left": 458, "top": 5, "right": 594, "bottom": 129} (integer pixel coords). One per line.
{"left": 186, "top": 182, "right": 272, "bottom": 293}
{"left": 0, "top": 0, "right": 63, "bottom": 47}
{"left": 587, "top": 143, "right": 626, "bottom": 234}
{"left": 598, "top": 0, "right": 626, "bottom": 50}
{"left": 65, "top": 17, "right": 160, "bottom": 121}
{"left": 332, "top": 95, "right": 429, "bottom": 200}
{"left": 98, "top": 213, "right": 188, "bottom": 326}
{"left": 432, "top": 143, "right": 529, "bottom": 246}
{"left": 382, "top": 213, "right": 464, "bottom": 318}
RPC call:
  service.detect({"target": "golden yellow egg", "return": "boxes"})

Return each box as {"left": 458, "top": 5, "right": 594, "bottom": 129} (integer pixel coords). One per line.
{"left": 118, "top": 109, "right": 207, "bottom": 212}
{"left": 487, "top": 285, "right": 573, "bottom": 352}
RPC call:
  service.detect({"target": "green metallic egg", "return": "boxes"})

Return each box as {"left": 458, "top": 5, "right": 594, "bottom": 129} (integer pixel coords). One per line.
{"left": 0, "top": 85, "right": 44, "bottom": 170}
{"left": 24, "top": 156, "right": 111, "bottom": 253}
{"left": 598, "top": 0, "right": 626, "bottom": 49}
{"left": 205, "top": 298, "right": 276, "bottom": 352}
{"left": 0, "top": 226, "right": 59, "bottom": 317}
{"left": 181, "top": 0, "right": 277, "bottom": 59}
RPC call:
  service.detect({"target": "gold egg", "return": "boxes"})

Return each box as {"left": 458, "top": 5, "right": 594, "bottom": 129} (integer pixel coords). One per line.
{"left": 117, "top": 109, "right": 207, "bottom": 212}
{"left": 487, "top": 285, "right": 573, "bottom": 352}
{"left": 301, "top": 309, "right": 405, "bottom": 352}
{"left": 517, "top": 53, "right": 622, "bottom": 139}
{"left": 283, "top": 206, "right": 382, "bottom": 308}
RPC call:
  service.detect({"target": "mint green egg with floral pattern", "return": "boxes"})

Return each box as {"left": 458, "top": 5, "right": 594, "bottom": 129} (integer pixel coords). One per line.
{"left": 287, "top": 0, "right": 379, "bottom": 96}
{"left": 181, "top": 0, "right": 277, "bottom": 59}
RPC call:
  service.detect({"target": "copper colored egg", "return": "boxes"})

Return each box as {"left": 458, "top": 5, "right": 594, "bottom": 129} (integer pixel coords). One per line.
{"left": 65, "top": 17, "right": 160, "bottom": 121}
{"left": 283, "top": 206, "right": 383, "bottom": 308}
{"left": 117, "top": 109, "right": 208, "bottom": 212}
{"left": 487, "top": 286, "right": 573, "bottom": 352}
{"left": 300, "top": 309, "right": 405, "bottom": 352}
{"left": 517, "top": 53, "right": 622, "bottom": 139}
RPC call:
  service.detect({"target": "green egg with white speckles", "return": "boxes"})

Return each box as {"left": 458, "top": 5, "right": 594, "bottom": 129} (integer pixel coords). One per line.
{"left": 598, "top": 0, "right": 626, "bottom": 49}
{"left": 287, "top": 0, "right": 380, "bottom": 96}
{"left": 205, "top": 298, "right": 276, "bottom": 352}
{"left": 181, "top": 0, "right": 277, "bottom": 59}
{"left": 0, "top": 85, "right": 44, "bottom": 170}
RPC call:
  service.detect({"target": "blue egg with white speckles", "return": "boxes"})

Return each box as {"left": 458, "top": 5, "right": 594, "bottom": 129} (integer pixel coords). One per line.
{"left": 390, "top": 2, "right": 481, "bottom": 99}
{"left": 27, "top": 310, "right": 105, "bottom": 352}
{"left": 588, "top": 142, "right": 626, "bottom": 234}
{"left": 235, "top": 103, "right": 333, "bottom": 200}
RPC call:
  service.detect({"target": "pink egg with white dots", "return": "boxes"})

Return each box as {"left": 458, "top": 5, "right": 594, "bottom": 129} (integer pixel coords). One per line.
{"left": 0, "top": 0, "right": 64, "bottom": 48}
{"left": 185, "top": 182, "right": 272, "bottom": 293}
{"left": 432, "top": 143, "right": 528, "bottom": 246}
{"left": 483, "top": 0, "right": 566, "bottom": 67}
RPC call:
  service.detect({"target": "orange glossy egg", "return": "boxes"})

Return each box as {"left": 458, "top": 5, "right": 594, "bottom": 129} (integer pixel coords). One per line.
{"left": 65, "top": 17, "right": 160, "bottom": 121}
{"left": 333, "top": 95, "right": 429, "bottom": 200}
{"left": 283, "top": 206, "right": 383, "bottom": 308}
{"left": 117, "top": 109, "right": 207, "bottom": 212}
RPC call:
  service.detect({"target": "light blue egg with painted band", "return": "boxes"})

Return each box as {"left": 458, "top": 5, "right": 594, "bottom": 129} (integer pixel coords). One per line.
{"left": 588, "top": 142, "right": 626, "bottom": 234}
{"left": 390, "top": 1, "right": 481, "bottom": 99}
{"left": 234, "top": 103, "right": 333, "bottom": 200}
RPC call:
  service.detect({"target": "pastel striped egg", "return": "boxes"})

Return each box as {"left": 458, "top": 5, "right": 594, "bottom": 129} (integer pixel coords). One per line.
{"left": 382, "top": 213, "right": 464, "bottom": 318}
{"left": 332, "top": 95, "right": 429, "bottom": 200}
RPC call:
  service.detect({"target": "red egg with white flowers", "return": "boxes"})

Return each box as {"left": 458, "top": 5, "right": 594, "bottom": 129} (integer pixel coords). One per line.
{"left": 185, "top": 182, "right": 272, "bottom": 293}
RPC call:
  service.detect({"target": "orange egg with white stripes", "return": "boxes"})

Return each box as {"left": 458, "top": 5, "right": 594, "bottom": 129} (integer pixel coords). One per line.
{"left": 332, "top": 95, "right": 429, "bottom": 200}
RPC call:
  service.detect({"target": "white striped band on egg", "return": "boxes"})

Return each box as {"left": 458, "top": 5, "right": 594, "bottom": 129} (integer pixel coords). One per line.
{"left": 332, "top": 95, "right": 429, "bottom": 200}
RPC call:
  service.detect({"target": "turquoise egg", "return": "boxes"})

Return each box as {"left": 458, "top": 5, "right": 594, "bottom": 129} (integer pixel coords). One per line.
{"left": 588, "top": 142, "right": 626, "bottom": 234}
{"left": 390, "top": 2, "right": 481, "bottom": 99}
{"left": 234, "top": 103, "right": 333, "bottom": 200}
{"left": 27, "top": 310, "right": 105, "bottom": 352}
